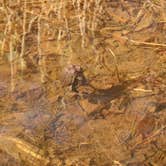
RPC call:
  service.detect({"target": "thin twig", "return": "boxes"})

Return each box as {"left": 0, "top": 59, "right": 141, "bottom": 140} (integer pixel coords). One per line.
{"left": 123, "top": 37, "right": 166, "bottom": 48}
{"left": 9, "top": 36, "right": 15, "bottom": 92}
{"left": 20, "top": 0, "right": 27, "bottom": 72}
{"left": 37, "top": 2, "right": 47, "bottom": 83}
{"left": 133, "top": 88, "right": 153, "bottom": 93}
{"left": 107, "top": 48, "right": 120, "bottom": 82}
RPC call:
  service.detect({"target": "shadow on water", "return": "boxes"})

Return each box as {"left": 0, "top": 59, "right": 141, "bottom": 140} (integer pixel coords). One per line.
{"left": 47, "top": 84, "right": 127, "bottom": 144}
{"left": 86, "top": 84, "right": 126, "bottom": 104}
{"left": 80, "top": 83, "right": 128, "bottom": 119}
{"left": 155, "top": 102, "right": 166, "bottom": 112}
{"left": 49, "top": 78, "right": 165, "bottom": 145}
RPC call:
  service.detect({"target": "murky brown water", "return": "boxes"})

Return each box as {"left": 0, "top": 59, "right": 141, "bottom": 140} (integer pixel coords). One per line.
{"left": 0, "top": 0, "right": 166, "bottom": 165}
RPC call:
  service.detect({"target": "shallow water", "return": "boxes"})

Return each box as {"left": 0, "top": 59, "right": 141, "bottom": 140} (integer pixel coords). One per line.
{"left": 0, "top": 0, "right": 166, "bottom": 165}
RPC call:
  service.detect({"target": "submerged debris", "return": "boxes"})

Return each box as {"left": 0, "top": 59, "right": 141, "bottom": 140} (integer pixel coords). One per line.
{"left": 0, "top": 0, "right": 166, "bottom": 165}
{"left": 62, "top": 64, "right": 87, "bottom": 92}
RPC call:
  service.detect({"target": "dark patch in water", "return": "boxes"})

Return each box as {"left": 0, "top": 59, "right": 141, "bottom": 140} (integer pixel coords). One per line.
{"left": 86, "top": 84, "right": 126, "bottom": 104}
{"left": 155, "top": 102, "right": 166, "bottom": 112}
